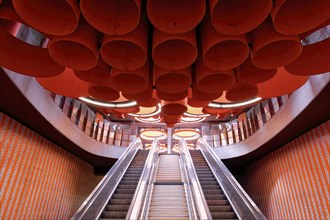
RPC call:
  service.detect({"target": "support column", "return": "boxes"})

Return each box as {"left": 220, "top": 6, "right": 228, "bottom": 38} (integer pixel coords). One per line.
{"left": 167, "top": 128, "right": 172, "bottom": 154}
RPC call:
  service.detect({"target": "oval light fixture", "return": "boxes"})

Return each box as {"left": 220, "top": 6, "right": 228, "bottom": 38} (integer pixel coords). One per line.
{"left": 140, "top": 129, "right": 167, "bottom": 141}
{"left": 79, "top": 97, "right": 137, "bottom": 108}
{"left": 172, "top": 129, "right": 200, "bottom": 141}
{"left": 208, "top": 97, "right": 262, "bottom": 108}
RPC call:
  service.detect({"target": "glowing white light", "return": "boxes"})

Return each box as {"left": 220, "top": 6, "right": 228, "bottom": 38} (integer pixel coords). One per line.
{"left": 79, "top": 97, "right": 137, "bottom": 108}
{"left": 140, "top": 130, "right": 167, "bottom": 141}
{"left": 208, "top": 97, "right": 262, "bottom": 108}
{"left": 115, "top": 101, "right": 137, "bottom": 107}
{"left": 135, "top": 117, "right": 161, "bottom": 123}
{"left": 172, "top": 129, "right": 200, "bottom": 141}
{"left": 79, "top": 97, "right": 116, "bottom": 107}
{"left": 183, "top": 112, "right": 210, "bottom": 117}
{"left": 180, "top": 117, "right": 206, "bottom": 123}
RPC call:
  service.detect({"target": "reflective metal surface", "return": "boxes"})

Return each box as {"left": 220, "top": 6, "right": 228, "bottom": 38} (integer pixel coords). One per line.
{"left": 126, "top": 139, "right": 160, "bottom": 220}
{"left": 197, "top": 138, "right": 267, "bottom": 220}
{"left": 180, "top": 139, "right": 212, "bottom": 220}
{"left": 71, "top": 138, "right": 143, "bottom": 220}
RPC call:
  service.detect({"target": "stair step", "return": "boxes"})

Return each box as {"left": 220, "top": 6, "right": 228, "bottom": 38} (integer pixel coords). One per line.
{"left": 119, "top": 181, "right": 139, "bottom": 185}
{"left": 205, "top": 194, "right": 226, "bottom": 200}
{"left": 207, "top": 200, "right": 229, "bottom": 206}
{"left": 102, "top": 211, "right": 127, "bottom": 218}
{"left": 209, "top": 205, "right": 233, "bottom": 212}
{"left": 203, "top": 189, "right": 223, "bottom": 194}
{"left": 211, "top": 211, "right": 236, "bottom": 219}
{"left": 115, "top": 189, "right": 136, "bottom": 194}
{"left": 109, "top": 199, "right": 132, "bottom": 205}
{"left": 106, "top": 204, "right": 130, "bottom": 211}
{"left": 112, "top": 194, "right": 134, "bottom": 199}
{"left": 116, "top": 185, "right": 137, "bottom": 189}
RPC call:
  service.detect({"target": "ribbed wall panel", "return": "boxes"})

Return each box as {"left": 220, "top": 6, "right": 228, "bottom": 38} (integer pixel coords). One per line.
{"left": 244, "top": 120, "right": 330, "bottom": 219}
{"left": 0, "top": 112, "right": 103, "bottom": 219}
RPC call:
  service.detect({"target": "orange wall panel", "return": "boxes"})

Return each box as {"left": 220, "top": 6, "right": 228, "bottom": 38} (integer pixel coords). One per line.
{"left": 243, "top": 120, "right": 330, "bottom": 219}
{"left": 0, "top": 112, "right": 103, "bottom": 219}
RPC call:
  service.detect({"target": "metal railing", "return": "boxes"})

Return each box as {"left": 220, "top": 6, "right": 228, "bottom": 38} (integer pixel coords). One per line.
{"left": 50, "top": 94, "right": 134, "bottom": 147}
{"left": 179, "top": 139, "right": 212, "bottom": 220}
{"left": 126, "top": 139, "right": 160, "bottom": 220}
{"left": 71, "top": 138, "right": 142, "bottom": 220}
{"left": 208, "top": 96, "right": 289, "bottom": 148}
{"left": 196, "top": 138, "right": 267, "bottom": 220}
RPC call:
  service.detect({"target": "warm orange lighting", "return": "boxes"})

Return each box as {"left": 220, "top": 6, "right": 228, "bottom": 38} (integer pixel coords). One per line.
{"left": 172, "top": 129, "right": 200, "bottom": 141}
{"left": 140, "top": 129, "right": 167, "bottom": 141}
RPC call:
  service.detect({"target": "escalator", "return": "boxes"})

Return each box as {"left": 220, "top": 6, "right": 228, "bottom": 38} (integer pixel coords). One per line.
{"left": 73, "top": 138, "right": 265, "bottom": 220}
{"left": 190, "top": 150, "right": 237, "bottom": 220}
{"left": 100, "top": 150, "right": 149, "bottom": 219}
{"left": 147, "top": 154, "right": 189, "bottom": 220}
{"left": 71, "top": 138, "right": 152, "bottom": 220}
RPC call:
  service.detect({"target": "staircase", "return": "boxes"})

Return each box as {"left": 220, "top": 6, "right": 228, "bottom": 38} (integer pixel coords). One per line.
{"left": 190, "top": 150, "right": 237, "bottom": 220}
{"left": 148, "top": 154, "right": 189, "bottom": 220}
{"left": 99, "top": 150, "right": 149, "bottom": 220}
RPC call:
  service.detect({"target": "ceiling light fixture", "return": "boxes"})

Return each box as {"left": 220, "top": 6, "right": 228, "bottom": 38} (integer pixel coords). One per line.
{"left": 180, "top": 116, "right": 206, "bottom": 123}
{"left": 134, "top": 116, "right": 162, "bottom": 123}
{"left": 140, "top": 129, "right": 167, "bottom": 141}
{"left": 172, "top": 129, "right": 200, "bottom": 141}
{"left": 208, "top": 97, "right": 262, "bottom": 108}
{"left": 183, "top": 112, "right": 210, "bottom": 117}
{"left": 79, "top": 97, "right": 137, "bottom": 108}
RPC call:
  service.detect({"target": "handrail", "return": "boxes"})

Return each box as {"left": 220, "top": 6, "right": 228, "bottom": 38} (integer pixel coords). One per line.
{"left": 179, "top": 139, "right": 212, "bottom": 220}
{"left": 71, "top": 138, "right": 143, "bottom": 220}
{"left": 126, "top": 139, "right": 160, "bottom": 220}
{"left": 178, "top": 141, "right": 199, "bottom": 220}
{"left": 197, "top": 138, "right": 267, "bottom": 220}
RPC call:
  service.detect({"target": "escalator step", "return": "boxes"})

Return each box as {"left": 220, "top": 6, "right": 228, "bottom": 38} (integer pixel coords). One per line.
{"left": 106, "top": 205, "right": 130, "bottom": 211}
{"left": 121, "top": 177, "right": 141, "bottom": 181}
{"left": 116, "top": 185, "right": 137, "bottom": 189}
{"left": 112, "top": 194, "right": 134, "bottom": 199}
{"left": 203, "top": 189, "right": 223, "bottom": 194}
{"left": 209, "top": 205, "right": 233, "bottom": 212}
{"left": 118, "top": 181, "right": 139, "bottom": 185}
{"left": 199, "top": 181, "right": 219, "bottom": 185}
{"left": 207, "top": 200, "right": 229, "bottom": 206}
{"left": 102, "top": 211, "right": 127, "bottom": 218}
{"left": 211, "top": 211, "right": 236, "bottom": 219}
{"left": 204, "top": 194, "right": 226, "bottom": 200}
{"left": 115, "top": 189, "right": 136, "bottom": 194}
{"left": 198, "top": 178, "right": 216, "bottom": 181}
{"left": 109, "top": 199, "right": 132, "bottom": 205}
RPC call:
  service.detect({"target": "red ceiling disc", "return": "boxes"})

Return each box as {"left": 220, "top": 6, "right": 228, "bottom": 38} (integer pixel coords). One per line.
{"left": 152, "top": 29, "right": 197, "bottom": 70}
{"left": 80, "top": 0, "right": 141, "bottom": 35}
{"left": 147, "top": 0, "right": 205, "bottom": 34}
{"left": 12, "top": 0, "right": 80, "bottom": 36}
{"left": 271, "top": 0, "right": 330, "bottom": 35}
{"left": 209, "top": 0, "right": 272, "bottom": 35}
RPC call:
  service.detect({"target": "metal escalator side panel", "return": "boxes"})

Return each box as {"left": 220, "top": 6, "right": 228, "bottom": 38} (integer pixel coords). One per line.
{"left": 101, "top": 150, "right": 149, "bottom": 219}
{"left": 179, "top": 139, "right": 212, "bottom": 220}
{"left": 178, "top": 154, "right": 196, "bottom": 220}
{"left": 126, "top": 139, "right": 160, "bottom": 220}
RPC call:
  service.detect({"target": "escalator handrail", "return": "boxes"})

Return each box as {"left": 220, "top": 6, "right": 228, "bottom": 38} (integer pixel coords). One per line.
{"left": 179, "top": 139, "right": 213, "bottom": 220}
{"left": 197, "top": 138, "right": 267, "bottom": 220}
{"left": 71, "top": 138, "right": 142, "bottom": 220}
{"left": 126, "top": 138, "right": 160, "bottom": 220}
{"left": 178, "top": 150, "right": 198, "bottom": 220}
